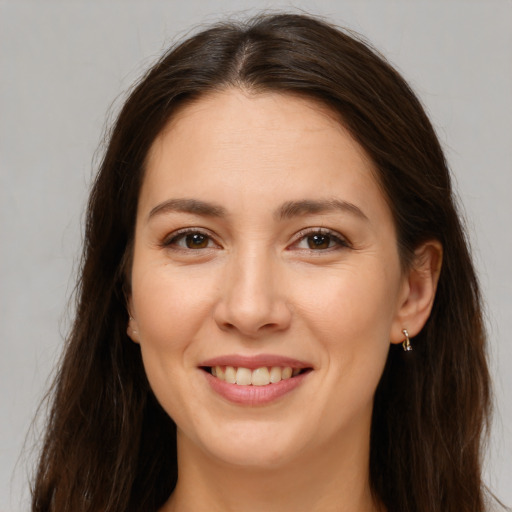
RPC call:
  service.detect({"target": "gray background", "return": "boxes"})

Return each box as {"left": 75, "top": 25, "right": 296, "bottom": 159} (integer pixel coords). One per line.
{"left": 1, "top": 1, "right": 511, "bottom": 510}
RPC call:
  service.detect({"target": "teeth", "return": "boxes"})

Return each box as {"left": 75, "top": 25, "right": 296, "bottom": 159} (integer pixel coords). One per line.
{"left": 210, "top": 365, "right": 303, "bottom": 385}
{"left": 224, "top": 366, "right": 236, "bottom": 384}
{"left": 269, "top": 366, "right": 282, "bottom": 383}
{"left": 215, "top": 366, "right": 225, "bottom": 380}
{"left": 235, "top": 367, "right": 252, "bottom": 385}
{"left": 251, "top": 367, "right": 270, "bottom": 386}
{"left": 282, "top": 367, "right": 293, "bottom": 380}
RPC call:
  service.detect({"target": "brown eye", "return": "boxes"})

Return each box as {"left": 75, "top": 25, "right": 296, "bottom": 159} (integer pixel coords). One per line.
{"left": 293, "top": 229, "right": 349, "bottom": 252}
{"left": 307, "top": 233, "right": 332, "bottom": 250}
{"left": 165, "top": 230, "right": 216, "bottom": 250}
{"left": 185, "top": 233, "right": 210, "bottom": 249}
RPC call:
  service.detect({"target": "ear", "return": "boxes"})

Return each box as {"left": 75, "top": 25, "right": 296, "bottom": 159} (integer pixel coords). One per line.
{"left": 126, "top": 298, "right": 140, "bottom": 344}
{"left": 390, "top": 240, "right": 443, "bottom": 344}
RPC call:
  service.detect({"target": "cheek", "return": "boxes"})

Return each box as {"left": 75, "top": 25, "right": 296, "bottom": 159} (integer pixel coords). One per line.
{"left": 131, "top": 264, "right": 217, "bottom": 345}
{"left": 294, "top": 261, "right": 400, "bottom": 344}
{"left": 292, "top": 262, "right": 399, "bottom": 404}
{"left": 130, "top": 267, "right": 217, "bottom": 418}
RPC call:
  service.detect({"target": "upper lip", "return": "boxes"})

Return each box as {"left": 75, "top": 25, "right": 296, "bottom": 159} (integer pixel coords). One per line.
{"left": 199, "top": 354, "right": 313, "bottom": 370}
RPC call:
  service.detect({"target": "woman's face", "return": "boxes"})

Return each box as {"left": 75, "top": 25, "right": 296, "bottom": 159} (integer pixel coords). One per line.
{"left": 128, "top": 89, "right": 411, "bottom": 469}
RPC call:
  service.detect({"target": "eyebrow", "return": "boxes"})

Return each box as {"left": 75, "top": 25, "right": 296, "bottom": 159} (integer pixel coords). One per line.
{"left": 147, "top": 197, "right": 368, "bottom": 223}
{"left": 277, "top": 199, "right": 369, "bottom": 222}
{"left": 148, "top": 198, "right": 227, "bottom": 221}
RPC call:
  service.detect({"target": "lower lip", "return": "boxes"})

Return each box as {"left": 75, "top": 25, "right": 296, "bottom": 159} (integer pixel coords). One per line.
{"left": 203, "top": 370, "right": 310, "bottom": 405}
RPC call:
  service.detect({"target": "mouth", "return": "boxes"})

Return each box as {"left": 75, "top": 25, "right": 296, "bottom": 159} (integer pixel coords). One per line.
{"left": 200, "top": 365, "right": 312, "bottom": 386}
{"left": 198, "top": 355, "right": 313, "bottom": 404}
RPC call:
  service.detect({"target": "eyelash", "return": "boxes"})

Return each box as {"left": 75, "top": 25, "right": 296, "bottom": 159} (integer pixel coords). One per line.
{"left": 162, "top": 228, "right": 218, "bottom": 250}
{"left": 292, "top": 228, "right": 351, "bottom": 251}
{"left": 161, "top": 227, "right": 350, "bottom": 252}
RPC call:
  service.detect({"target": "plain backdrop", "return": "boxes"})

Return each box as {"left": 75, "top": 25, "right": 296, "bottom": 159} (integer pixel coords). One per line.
{"left": 1, "top": 1, "right": 511, "bottom": 510}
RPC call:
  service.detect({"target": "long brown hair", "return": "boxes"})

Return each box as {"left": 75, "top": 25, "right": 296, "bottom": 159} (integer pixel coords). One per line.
{"left": 32, "top": 13, "right": 492, "bottom": 512}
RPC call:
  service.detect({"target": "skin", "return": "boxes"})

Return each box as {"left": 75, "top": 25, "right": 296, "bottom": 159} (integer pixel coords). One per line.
{"left": 127, "top": 89, "right": 442, "bottom": 512}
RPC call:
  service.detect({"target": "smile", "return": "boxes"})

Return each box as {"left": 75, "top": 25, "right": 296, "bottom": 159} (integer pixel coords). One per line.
{"left": 199, "top": 355, "right": 313, "bottom": 405}
{"left": 207, "top": 366, "right": 307, "bottom": 386}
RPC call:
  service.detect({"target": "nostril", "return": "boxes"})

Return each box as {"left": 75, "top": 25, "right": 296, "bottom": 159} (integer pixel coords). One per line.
{"left": 213, "top": 287, "right": 292, "bottom": 337}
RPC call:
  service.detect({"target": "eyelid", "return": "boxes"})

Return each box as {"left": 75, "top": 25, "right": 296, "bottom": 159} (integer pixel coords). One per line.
{"left": 290, "top": 227, "right": 351, "bottom": 250}
{"left": 160, "top": 226, "right": 350, "bottom": 251}
{"left": 161, "top": 227, "right": 221, "bottom": 249}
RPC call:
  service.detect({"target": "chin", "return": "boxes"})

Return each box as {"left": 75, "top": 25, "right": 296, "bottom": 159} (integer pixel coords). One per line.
{"left": 187, "top": 418, "right": 312, "bottom": 470}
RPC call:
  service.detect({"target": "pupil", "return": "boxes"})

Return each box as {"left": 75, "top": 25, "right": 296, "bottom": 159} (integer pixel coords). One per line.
{"left": 186, "top": 233, "right": 208, "bottom": 249}
{"left": 308, "top": 234, "right": 330, "bottom": 249}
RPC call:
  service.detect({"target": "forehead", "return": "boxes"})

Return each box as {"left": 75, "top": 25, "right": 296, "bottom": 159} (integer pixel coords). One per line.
{"left": 150, "top": 89, "right": 363, "bottom": 160}
{"left": 141, "top": 89, "right": 389, "bottom": 224}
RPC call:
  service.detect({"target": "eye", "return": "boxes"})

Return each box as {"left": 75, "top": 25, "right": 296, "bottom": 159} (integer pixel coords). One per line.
{"left": 164, "top": 230, "right": 217, "bottom": 250}
{"left": 293, "top": 229, "right": 350, "bottom": 251}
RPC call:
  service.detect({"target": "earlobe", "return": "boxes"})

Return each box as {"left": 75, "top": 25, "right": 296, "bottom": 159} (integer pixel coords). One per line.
{"left": 391, "top": 240, "right": 443, "bottom": 343}
{"left": 127, "top": 315, "right": 140, "bottom": 343}
{"left": 126, "top": 298, "right": 140, "bottom": 344}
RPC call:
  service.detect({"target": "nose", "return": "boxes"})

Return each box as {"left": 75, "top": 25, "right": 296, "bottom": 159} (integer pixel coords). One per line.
{"left": 213, "top": 249, "right": 292, "bottom": 338}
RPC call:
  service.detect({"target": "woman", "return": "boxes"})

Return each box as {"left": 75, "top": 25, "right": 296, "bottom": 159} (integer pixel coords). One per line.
{"left": 31, "top": 13, "right": 495, "bottom": 512}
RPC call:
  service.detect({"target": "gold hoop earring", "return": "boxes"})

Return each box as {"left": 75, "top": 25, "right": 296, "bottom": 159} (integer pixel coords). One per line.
{"left": 402, "top": 329, "right": 412, "bottom": 352}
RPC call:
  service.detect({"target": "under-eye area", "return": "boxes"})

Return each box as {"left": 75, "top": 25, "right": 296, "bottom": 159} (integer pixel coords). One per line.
{"left": 200, "top": 366, "right": 313, "bottom": 386}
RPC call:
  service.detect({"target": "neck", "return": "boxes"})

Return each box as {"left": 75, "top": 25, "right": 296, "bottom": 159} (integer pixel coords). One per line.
{"left": 162, "top": 425, "right": 382, "bottom": 512}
